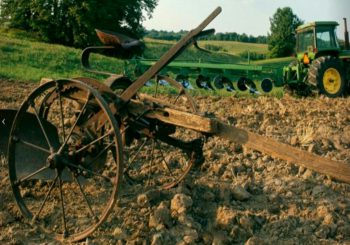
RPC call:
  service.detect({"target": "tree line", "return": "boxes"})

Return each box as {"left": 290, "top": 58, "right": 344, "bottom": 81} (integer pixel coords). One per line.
{"left": 145, "top": 29, "right": 268, "bottom": 44}
{"left": 0, "top": 1, "right": 303, "bottom": 58}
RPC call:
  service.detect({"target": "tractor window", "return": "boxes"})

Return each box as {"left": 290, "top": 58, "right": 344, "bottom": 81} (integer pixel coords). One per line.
{"left": 316, "top": 27, "right": 339, "bottom": 49}
{"left": 297, "top": 30, "right": 314, "bottom": 52}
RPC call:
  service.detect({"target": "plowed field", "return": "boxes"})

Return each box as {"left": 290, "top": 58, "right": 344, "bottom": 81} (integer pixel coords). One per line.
{"left": 1, "top": 79, "right": 350, "bottom": 244}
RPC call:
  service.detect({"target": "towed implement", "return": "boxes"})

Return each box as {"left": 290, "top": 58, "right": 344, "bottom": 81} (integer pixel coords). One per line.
{"left": 0, "top": 7, "right": 350, "bottom": 242}
{"left": 82, "top": 29, "right": 276, "bottom": 94}
{"left": 128, "top": 58, "right": 276, "bottom": 94}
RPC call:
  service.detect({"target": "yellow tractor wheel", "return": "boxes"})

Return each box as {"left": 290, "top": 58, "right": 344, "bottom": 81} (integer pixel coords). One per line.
{"left": 308, "top": 56, "right": 346, "bottom": 98}
{"left": 323, "top": 68, "right": 342, "bottom": 95}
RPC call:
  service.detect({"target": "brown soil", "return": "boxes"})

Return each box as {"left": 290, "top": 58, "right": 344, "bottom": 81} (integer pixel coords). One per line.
{"left": 1, "top": 79, "right": 350, "bottom": 244}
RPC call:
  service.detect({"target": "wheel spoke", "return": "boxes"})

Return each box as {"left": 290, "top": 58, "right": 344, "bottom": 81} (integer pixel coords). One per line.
{"left": 173, "top": 89, "right": 185, "bottom": 105}
{"left": 154, "top": 77, "right": 160, "bottom": 98}
{"left": 65, "top": 161, "right": 112, "bottom": 182}
{"left": 58, "top": 91, "right": 90, "bottom": 154}
{"left": 84, "top": 141, "right": 114, "bottom": 167}
{"left": 75, "top": 129, "right": 113, "bottom": 154}
{"left": 155, "top": 140, "right": 175, "bottom": 178}
{"left": 32, "top": 174, "right": 59, "bottom": 223}
{"left": 173, "top": 93, "right": 181, "bottom": 105}
{"left": 58, "top": 175, "right": 68, "bottom": 238}
{"left": 31, "top": 103, "right": 54, "bottom": 152}
{"left": 16, "top": 165, "right": 49, "bottom": 185}
{"left": 57, "top": 87, "right": 66, "bottom": 142}
{"left": 124, "top": 139, "right": 148, "bottom": 172}
{"left": 18, "top": 138, "right": 51, "bottom": 154}
{"left": 146, "top": 140, "right": 156, "bottom": 186}
{"left": 72, "top": 172, "right": 97, "bottom": 221}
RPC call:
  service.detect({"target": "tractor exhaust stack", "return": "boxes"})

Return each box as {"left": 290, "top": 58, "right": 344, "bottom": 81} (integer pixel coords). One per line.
{"left": 344, "top": 18, "right": 349, "bottom": 50}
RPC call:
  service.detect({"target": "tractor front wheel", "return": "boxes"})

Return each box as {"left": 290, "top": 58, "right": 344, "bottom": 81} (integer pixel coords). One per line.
{"left": 308, "top": 56, "right": 347, "bottom": 98}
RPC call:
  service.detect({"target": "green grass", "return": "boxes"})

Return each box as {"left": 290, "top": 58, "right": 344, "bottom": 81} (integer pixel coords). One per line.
{"left": 143, "top": 39, "right": 244, "bottom": 64}
{"left": 145, "top": 37, "right": 268, "bottom": 56}
{"left": 198, "top": 40, "right": 268, "bottom": 56}
{"left": 0, "top": 32, "right": 124, "bottom": 82}
{"left": 253, "top": 56, "right": 294, "bottom": 67}
{"left": 143, "top": 38, "right": 270, "bottom": 64}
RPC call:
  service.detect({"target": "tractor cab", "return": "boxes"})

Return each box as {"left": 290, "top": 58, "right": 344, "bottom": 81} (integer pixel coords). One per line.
{"left": 296, "top": 22, "right": 340, "bottom": 64}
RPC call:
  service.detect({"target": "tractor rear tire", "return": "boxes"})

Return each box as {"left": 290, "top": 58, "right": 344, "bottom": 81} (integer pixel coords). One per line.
{"left": 308, "top": 56, "right": 347, "bottom": 98}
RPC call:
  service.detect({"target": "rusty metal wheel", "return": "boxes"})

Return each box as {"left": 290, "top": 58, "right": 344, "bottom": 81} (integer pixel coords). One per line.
{"left": 122, "top": 75, "right": 204, "bottom": 190}
{"left": 8, "top": 79, "right": 123, "bottom": 242}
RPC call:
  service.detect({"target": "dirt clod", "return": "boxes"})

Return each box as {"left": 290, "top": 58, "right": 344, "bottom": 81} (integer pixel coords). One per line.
{"left": 232, "top": 185, "right": 251, "bottom": 201}
{"left": 171, "top": 194, "right": 193, "bottom": 215}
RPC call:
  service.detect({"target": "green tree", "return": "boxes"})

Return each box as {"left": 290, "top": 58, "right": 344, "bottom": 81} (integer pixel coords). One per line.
{"left": 0, "top": 0, "right": 157, "bottom": 48}
{"left": 0, "top": 0, "right": 31, "bottom": 29}
{"left": 268, "top": 7, "right": 303, "bottom": 58}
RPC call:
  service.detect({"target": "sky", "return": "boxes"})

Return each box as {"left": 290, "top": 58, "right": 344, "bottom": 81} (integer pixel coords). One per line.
{"left": 143, "top": 0, "right": 350, "bottom": 37}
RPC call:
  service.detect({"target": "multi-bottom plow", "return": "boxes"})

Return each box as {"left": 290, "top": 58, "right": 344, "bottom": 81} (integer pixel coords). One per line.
{"left": 0, "top": 7, "right": 349, "bottom": 242}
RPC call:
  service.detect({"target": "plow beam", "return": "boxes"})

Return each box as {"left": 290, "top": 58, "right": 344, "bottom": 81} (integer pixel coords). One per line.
{"left": 127, "top": 101, "right": 350, "bottom": 184}
{"left": 216, "top": 122, "right": 350, "bottom": 184}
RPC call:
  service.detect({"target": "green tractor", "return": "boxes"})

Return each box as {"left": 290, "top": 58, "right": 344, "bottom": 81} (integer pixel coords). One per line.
{"left": 283, "top": 18, "right": 350, "bottom": 97}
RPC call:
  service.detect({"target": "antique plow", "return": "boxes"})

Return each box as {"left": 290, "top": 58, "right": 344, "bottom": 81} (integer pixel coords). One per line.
{"left": 0, "top": 7, "right": 349, "bottom": 242}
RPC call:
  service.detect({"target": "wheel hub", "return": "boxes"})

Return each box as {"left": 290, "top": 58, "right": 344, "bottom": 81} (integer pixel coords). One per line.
{"left": 47, "top": 153, "right": 66, "bottom": 170}
{"left": 323, "top": 68, "right": 341, "bottom": 94}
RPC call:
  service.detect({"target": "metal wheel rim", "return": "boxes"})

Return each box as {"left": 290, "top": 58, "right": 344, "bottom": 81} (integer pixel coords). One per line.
{"left": 8, "top": 79, "right": 123, "bottom": 242}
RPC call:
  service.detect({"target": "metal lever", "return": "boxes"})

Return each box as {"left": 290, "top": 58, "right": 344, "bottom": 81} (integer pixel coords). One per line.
{"left": 81, "top": 46, "right": 117, "bottom": 76}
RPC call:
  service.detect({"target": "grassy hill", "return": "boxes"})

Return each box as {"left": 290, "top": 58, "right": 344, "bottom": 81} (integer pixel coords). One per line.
{"left": 0, "top": 29, "right": 124, "bottom": 82}
{"left": 143, "top": 38, "right": 248, "bottom": 64}
{"left": 144, "top": 37, "right": 268, "bottom": 62}
{"left": 199, "top": 40, "right": 267, "bottom": 56}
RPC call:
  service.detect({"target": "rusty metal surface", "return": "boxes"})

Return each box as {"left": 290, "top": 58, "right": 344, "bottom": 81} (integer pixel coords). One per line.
{"left": 95, "top": 29, "right": 142, "bottom": 49}
{"left": 81, "top": 46, "right": 117, "bottom": 76}
{"left": 7, "top": 79, "right": 123, "bottom": 242}
{"left": 0, "top": 109, "right": 64, "bottom": 179}
{"left": 12, "top": 111, "right": 62, "bottom": 180}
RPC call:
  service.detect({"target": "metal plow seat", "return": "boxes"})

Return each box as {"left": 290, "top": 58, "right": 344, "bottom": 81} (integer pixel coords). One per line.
{"left": 95, "top": 29, "right": 143, "bottom": 50}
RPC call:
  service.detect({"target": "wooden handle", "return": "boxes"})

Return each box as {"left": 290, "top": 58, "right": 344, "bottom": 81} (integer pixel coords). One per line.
{"left": 216, "top": 121, "right": 350, "bottom": 184}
